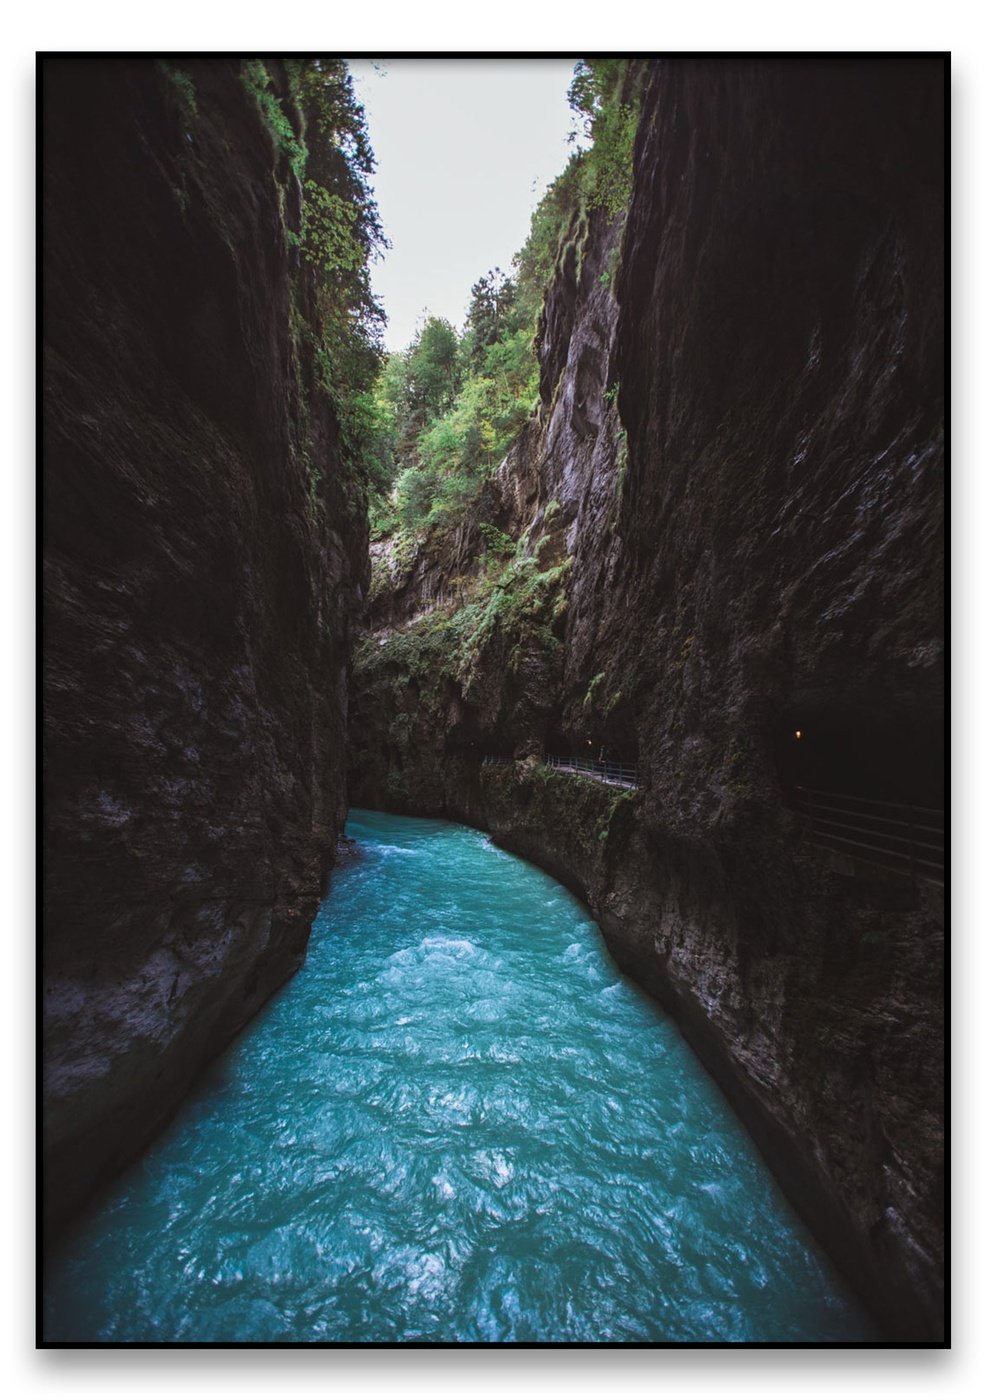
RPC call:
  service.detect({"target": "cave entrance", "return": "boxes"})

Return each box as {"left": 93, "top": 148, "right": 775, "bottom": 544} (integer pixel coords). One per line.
{"left": 774, "top": 706, "right": 943, "bottom": 807}
{"left": 544, "top": 723, "right": 640, "bottom": 787}
{"left": 774, "top": 703, "right": 944, "bottom": 883}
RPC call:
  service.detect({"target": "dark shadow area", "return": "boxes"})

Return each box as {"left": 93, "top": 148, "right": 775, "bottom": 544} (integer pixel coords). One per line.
{"left": 773, "top": 704, "right": 943, "bottom": 808}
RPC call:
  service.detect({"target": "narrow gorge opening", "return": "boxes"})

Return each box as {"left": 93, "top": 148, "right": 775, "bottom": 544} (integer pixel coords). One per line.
{"left": 42, "top": 54, "right": 945, "bottom": 1347}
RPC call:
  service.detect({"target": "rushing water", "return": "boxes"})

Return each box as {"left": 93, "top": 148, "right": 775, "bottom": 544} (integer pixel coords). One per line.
{"left": 45, "top": 810, "right": 876, "bottom": 1344}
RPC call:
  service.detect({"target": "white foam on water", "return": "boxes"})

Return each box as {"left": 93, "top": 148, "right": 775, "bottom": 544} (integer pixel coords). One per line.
{"left": 473, "top": 1149, "right": 514, "bottom": 1187}
{"left": 417, "top": 935, "right": 477, "bottom": 959}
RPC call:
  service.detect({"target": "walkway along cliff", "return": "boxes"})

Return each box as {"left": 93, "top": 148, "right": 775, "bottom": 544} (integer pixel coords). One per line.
{"left": 348, "top": 59, "right": 945, "bottom": 1340}
{"left": 43, "top": 61, "right": 369, "bottom": 1239}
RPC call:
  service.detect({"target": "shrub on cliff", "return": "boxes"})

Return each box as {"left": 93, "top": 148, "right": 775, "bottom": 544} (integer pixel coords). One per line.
{"left": 367, "top": 59, "right": 643, "bottom": 544}
{"left": 242, "top": 59, "right": 387, "bottom": 480}
{"left": 567, "top": 59, "right": 643, "bottom": 218}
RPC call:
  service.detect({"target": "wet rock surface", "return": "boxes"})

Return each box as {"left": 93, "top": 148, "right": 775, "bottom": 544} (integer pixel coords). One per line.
{"left": 350, "top": 59, "right": 944, "bottom": 1340}
{"left": 43, "top": 60, "right": 367, "bottom": 1239}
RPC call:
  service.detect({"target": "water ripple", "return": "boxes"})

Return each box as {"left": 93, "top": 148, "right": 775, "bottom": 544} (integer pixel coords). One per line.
{"left": 44, "top": 809, "right": 875, "bottom": 1343}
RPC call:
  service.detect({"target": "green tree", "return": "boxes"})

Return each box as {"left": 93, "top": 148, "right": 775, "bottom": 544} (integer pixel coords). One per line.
{"left": 512, "top": 155, "right": 585, "bottom": 326}
{"left": 289, "top": 59, "right": 387, "bottom": 406}
{"left": 463, "top": 268, "right": 517, "bottom": 372}
{"left": 566, "top": 59, "right": 642, "bottom": 218}
{"left": 404, "top": 317, "right": 462, "bottom": 425}
{"left": 368, "top": 59, "right": 645, "bottom": 542}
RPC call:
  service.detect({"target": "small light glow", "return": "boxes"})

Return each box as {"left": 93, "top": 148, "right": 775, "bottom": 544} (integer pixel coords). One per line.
{"left": 794, "top": 730, "right": 802, "bottom": 740}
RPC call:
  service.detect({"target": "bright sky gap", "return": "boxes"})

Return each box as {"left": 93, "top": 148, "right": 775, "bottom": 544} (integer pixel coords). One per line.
{"left": 349, "top": 59, "right": 583, "bottom": 353}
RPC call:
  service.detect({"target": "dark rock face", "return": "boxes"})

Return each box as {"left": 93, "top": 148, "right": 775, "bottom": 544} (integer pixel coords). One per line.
{"left": 350, "top": 58, "right": 944, "bottom": 1340}
{"left": 43, "top": 60, "right": 367, "bottom": 1238}
{"left": 612, "top": 59, "right": 944, "bottom": 803}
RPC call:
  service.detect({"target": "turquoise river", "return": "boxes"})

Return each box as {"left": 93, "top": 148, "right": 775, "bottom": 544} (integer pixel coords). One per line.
{"left": 45, "top": 810, "right": 876, "bottom": 1343}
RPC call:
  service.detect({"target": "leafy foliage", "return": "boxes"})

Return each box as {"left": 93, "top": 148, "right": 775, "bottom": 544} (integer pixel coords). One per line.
{"left": 356, "top": 546, "right": 570, "bottom": 698}
{"left": 157, "top": 61, "right": 198, "bottom": 126}
{"left": 463, "top": 269, "right": 516, "bottom": 372}
{"left": 512, "top": 157, "right": 585, "bottom": 325}
{"left": 241, "top": 60, "right": 306, "bottom": 178}
{"left": 456, "top": 553, "right": 570, "bottom": 684}
{"left": 567, "top": 60, "right": 642, "bottom": 218}
{"left": 241, "top": 59, "right": 387, "bottom": 484}
{"left": 291, "top": 61, "right": 387, "bottom": 416}
{"left": 364, "top": 59, "right": 643, "bottom": 544}
{"left": 370, "top": 298, "right": 538, "bottom": 536}
{"left": 405, "top": 317, "right": 462, "bottom": 424}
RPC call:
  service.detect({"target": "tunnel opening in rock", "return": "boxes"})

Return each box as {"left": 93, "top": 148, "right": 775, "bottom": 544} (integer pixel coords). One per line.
{"left": 541, "top": 721, "right": 639, "bottom": 783}
{"left": 774, "top": 703, "right": 943, "bottom": 808}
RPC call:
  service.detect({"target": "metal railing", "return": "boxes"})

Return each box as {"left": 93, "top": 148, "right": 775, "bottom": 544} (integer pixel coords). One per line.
{"left": 543, "top": 754, "right": 639, "bottom": 789}
{"left": 482, "top": 754, "right": 639, "bottom": 789}
{"left": 792, "top": 785, "right": 943, "bottom": 885}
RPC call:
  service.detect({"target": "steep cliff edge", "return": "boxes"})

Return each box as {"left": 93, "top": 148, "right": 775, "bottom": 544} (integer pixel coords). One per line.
{"left": 43, "top": 60, "right": 368, "bottom": 1238}
{"left": 350, "top": 59, "right": 944, "bottom": 1340}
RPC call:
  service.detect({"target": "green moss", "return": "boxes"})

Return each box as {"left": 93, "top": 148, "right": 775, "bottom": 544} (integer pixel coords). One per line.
{"left": 157, "top": 61, "right": 198, "bottom": 126}
{"left": 483, "top": 765, "right": 642, "bottom": 873}
{"left": 241, "top": 59, "right": 307, "bottom": 180}
{"left": 583, "top": 671, "right": 606, "bottom": 708}
{"left": 479, "top": 522, "right": 514, "bottom": 557}
{"left": 354, "top": 543, "right": 571, "bottom": 727}
{"left": 614, "top": 426, "right": 629, "bottom": 498}
{"left": 596, "top": 786, "right": 639, "bottom": 843}
{"left": 566, "top": 208, "right": 592, "bottom": 285}
{"left": 306, "top": 462, "right": 324, "bottom": 527}
{"left": 599, "top": 245, "right": 621, "bottom": 292}
{"left": 458, "top": 554, "right": 570, "bottom": 685}
{"left": 393, "top": 530, "right": 421, "bottom": 577}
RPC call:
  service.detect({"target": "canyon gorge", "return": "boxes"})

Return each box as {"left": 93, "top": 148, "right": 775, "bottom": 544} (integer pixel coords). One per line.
{"left": 43, "top": 56, "right": 944, "bottom": 1343}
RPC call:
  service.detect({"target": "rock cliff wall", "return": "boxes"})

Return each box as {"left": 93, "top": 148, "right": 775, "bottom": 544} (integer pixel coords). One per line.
{"left": 43, "top": 60, "right": 368, "bottom": 1237}
{"left": 349, "top": 58, "right": 944, "bottom": 1340}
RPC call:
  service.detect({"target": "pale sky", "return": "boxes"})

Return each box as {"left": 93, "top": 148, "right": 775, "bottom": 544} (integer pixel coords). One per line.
{"left": 348, "top": 59, "right": 582, "bottom": 353}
